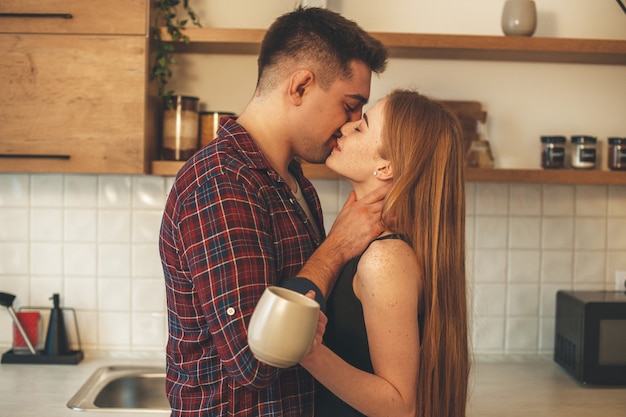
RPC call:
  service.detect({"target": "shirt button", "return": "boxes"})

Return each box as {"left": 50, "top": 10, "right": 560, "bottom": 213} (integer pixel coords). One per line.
{"left": 226, "top": 307, "right": 236, "bottom": 316}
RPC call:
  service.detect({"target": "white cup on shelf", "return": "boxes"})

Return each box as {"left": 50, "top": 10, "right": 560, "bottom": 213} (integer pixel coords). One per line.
{"left": 501, "top": 0, "right": 537, "bottom": 37}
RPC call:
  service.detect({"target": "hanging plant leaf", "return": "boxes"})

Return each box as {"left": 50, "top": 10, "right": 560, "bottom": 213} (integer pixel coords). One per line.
{"left": 150, "top": 0, "right": 202, "bottom": 105}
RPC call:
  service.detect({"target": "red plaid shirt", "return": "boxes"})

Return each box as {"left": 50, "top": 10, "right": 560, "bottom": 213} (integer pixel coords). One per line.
{"left": 159, "top": 118, "right": 324, "bottom": 417}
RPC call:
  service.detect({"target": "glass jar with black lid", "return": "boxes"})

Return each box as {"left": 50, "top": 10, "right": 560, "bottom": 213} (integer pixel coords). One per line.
{"left": 540, "top": 136, "right": 566, "bottom": 169}
{"left": 608, "top": 137, "right": 626, "bottom": 171}
{"left": 571, "top": 135, "right": 597, "bottom": 169}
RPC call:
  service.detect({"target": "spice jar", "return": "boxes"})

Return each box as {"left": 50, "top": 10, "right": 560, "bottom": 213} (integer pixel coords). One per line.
{"left": 162, "top": 95, "right": 200, "bottom": 161}
{"left": 199, "top": 111, "right": 236, "bottom": 148}
{"left": 465, "top": 140, "right": 495, "bottom": 169}
{"left": 465, "top": 119, "right": 495, "bottom": 169}
{"left": 570, "top": 135, "right": 597, "bottom": 169}
{"left": 540, "top": 136, "right": 566, "bottom": 169}
{"left": 608, "top": 137, "right": 626, "bottom": 171}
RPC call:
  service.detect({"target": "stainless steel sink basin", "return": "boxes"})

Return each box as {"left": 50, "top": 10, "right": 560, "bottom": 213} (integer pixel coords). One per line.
{"left": 67, "top": 365, "right": 170, "bottom": 413}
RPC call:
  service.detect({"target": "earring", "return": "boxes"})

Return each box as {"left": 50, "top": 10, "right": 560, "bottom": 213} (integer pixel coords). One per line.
{"left": 373, "top": 171, "right": 378, "bottom": 176}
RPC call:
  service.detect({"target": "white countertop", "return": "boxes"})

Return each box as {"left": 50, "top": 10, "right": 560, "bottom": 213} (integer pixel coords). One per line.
{"left": 468, "top": 356, "right": 626, "bottom": 417}
{"left": 0, "top": 351, "right": 625, "bottom": 417}
{"left": 0, "top": 350, "right": 167, "bottom": 417}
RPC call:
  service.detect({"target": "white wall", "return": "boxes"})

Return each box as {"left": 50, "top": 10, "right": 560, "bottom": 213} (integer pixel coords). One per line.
{"left": 0, "top": 1, "right": 625, "bottom": 356}
{"left": 192, "top": 0, "right": 626, "bottom": 38}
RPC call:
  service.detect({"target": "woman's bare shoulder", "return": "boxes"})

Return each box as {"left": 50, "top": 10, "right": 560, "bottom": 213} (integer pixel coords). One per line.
{"left": 355, "top": 236, "right": 421, "bottom": 297}
{"left": 361, "top": 235, "right": 413, "bottom": 263}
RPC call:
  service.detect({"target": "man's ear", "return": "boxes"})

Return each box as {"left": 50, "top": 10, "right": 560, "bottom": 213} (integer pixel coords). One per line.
{"left": 287, "top": 70, "right": 314, "bottom": 105}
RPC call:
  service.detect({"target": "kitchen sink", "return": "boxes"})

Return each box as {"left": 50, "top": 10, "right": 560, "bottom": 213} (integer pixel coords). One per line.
{"left": 67, "top": 365, "right": 170, "bottom": 413}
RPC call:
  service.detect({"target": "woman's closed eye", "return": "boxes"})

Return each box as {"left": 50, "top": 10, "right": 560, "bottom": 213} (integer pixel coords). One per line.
{"left": 355, "top": 117, "right": 368, "bottom": 132}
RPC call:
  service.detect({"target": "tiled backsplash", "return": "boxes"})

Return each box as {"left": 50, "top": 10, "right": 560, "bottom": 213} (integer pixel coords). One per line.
{"left": 0, "top": 174, "right": 171, "bottom": 353}
{"left": 1, "top": 173, "right": 625, "bottom": 356}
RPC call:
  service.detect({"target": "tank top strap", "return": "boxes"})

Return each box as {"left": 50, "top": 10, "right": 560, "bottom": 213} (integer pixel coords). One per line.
{"left": 363, "top": 233, "right": 410, "bottom": 253}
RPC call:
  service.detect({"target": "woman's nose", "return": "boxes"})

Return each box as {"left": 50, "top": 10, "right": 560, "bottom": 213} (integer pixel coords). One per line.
{"left": 340, "top": 120, "right": 357, "bottom": 136}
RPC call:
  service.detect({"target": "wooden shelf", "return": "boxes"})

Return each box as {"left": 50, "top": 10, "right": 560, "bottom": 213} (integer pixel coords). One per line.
{"left": 152, "top": 160, "right": 183, "bottom": 176}
{"left": 151, "top": 160, "right": 626, "bottom": 185}
{"left": 163, "top": 27, "right": 626, "bottom": 65}
{"left": 464, "top": 168, "right": 626, "bottom": 185}
{"left": 152, "top": 28, "right": 626, "bottom": 184}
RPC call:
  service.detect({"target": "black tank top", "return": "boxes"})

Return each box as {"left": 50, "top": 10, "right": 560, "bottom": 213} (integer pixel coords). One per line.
{"left": 315, "top": 234, "right": 408, "bottom": 417}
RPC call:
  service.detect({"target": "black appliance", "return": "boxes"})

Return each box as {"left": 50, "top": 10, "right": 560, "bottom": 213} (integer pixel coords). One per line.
{"left": 554, "top": 290, "right": 626, "bottom": 385}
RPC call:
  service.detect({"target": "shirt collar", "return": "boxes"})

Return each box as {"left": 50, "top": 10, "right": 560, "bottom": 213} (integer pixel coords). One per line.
{"left": 219, "top": 117, "right": 305, "bottom": 180}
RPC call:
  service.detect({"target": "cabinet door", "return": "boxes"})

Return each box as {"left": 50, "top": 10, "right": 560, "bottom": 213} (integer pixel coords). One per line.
{"left": 0, "top": 0, "right": 147, "bottom": 35}
{"left": 0, "top": 34, "right": 155, "bottom": 174}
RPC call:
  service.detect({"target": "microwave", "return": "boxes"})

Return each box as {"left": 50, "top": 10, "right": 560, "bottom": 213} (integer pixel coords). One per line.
{"left": 554, "top": 290, "right": 626, "bottom": 386}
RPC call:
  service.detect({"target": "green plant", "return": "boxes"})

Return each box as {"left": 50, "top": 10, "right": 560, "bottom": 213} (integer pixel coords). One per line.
{"left": 151, "top": 0, "right": 202, "bottom": 105}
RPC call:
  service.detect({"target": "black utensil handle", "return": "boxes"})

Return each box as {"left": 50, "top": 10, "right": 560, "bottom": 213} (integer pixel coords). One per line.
{"left": 0, "top": 292, "right": 17, "bottom": 307}
{"left": 0, "top": 292, "right": 37, "bottom": 355}
{"left": 0, "top": 13, "right": 73, "bottom": 19}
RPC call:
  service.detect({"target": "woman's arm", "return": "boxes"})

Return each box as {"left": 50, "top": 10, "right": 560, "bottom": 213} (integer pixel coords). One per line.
{"left": 301, "top": 238, "right": 421, "bottom": 417}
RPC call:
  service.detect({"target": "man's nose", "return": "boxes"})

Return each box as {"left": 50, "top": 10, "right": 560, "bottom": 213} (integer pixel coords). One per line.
{"left": 348, "top": 109, "right": 362, "bottom": 122}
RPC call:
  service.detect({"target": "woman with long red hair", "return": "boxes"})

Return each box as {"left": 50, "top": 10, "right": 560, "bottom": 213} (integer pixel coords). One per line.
{"left": 301, "top": 89, "right": 470, "bottom": 417}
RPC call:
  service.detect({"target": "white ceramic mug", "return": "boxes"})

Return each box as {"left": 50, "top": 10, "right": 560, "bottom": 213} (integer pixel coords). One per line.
{"left": 501, "top": 0, "right": 537, "bottom": 37}
{"left": 247, "top": 286, "right": 320, "bottom": 368}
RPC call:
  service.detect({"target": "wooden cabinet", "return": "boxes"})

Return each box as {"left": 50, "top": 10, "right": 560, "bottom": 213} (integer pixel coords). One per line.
{"left": 0, "top": 0, "right": 147, "bottom": 35}
{"left": 0, "top": 0, "right": 158, "bottom": 174}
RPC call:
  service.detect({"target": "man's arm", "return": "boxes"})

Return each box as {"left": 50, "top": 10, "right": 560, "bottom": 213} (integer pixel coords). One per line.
{"left": 281, "top": 184, "right": 389, "bottom": 306}
{"left": 181, "top": 174, "right": 281, "bottom": 386}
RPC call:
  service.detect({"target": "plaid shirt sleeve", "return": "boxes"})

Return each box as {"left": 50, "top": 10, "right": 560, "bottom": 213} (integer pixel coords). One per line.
{"left": 177, "top": 170, "right": 281, "bottom": 387}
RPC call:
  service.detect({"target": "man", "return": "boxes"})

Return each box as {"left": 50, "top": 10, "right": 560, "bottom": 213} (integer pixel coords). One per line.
{"left": 159, "top": 6, "right": 388, "bottom": 417}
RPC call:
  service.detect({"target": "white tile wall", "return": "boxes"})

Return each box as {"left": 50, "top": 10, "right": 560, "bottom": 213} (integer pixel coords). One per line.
{"left": 0, "top": 174, "right": 168, "bottom": 353}
{"left": 317, "top": 179, "right": 626, "bottom": 356}
{"left": 0, "top": 173, "right": 625, "bottom": 357}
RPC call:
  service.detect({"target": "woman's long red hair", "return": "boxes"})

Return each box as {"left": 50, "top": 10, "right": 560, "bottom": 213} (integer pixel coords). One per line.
{"left": 380, "top": 90, "right": 470, "bottom": 417}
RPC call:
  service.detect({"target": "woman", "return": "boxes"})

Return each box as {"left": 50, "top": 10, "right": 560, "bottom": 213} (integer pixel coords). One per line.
{"left": 301, "top": 89, "right": 470, "bottom": 417}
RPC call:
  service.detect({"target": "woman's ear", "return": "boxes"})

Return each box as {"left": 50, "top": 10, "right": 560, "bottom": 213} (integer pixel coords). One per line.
{"left": 375, "top": 161, "right": 393, "bottom": 181}
{"left": 287, "top": 70, "right": 314, "bottom": 105}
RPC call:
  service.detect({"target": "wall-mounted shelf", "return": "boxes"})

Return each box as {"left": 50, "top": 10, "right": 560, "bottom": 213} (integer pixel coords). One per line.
{"left": 153, "top": 28, "right": 626, "bottom": 184}
{"left": 151, "top": 160, "right": 626, "bottom": 185}
{"left": 162, "top": 27, "right": 626, "bottom": 65}
{"left": 464, "top": 168, "right": 626, "bottom": 185}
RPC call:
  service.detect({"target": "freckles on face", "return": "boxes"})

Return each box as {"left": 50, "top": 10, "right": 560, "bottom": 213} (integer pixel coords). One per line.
{"left": 326, "top": 99, "right": 387, "bottom": 181}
